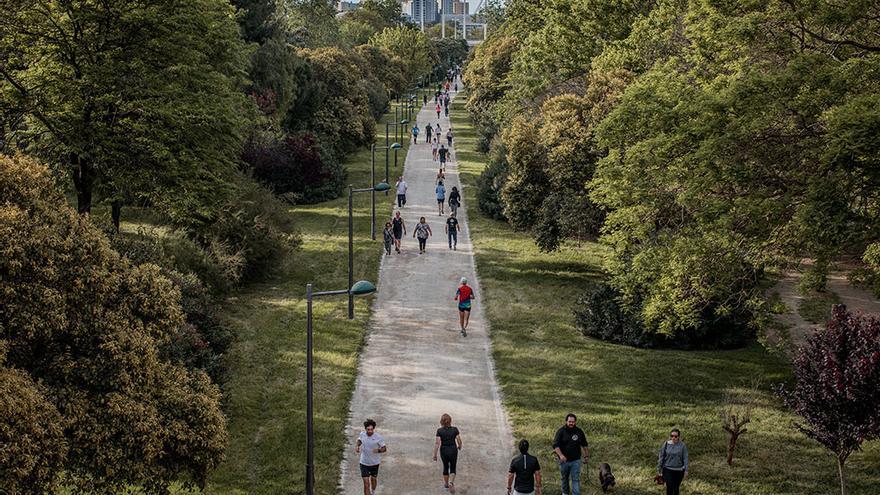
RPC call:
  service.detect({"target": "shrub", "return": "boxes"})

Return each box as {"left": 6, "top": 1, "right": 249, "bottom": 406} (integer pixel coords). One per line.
{"left": 0, "top": 155, "right": 226, "bottom": 492}
{"left": 477, "top": 140, "right": 509, "bottom": 221}
{"left": 243, "top": 132, "right": 345, "bottom": 204}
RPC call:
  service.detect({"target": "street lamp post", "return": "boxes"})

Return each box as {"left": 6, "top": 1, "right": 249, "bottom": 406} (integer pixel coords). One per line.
{"left": 372, "top": 142, "right": 402, "bottom": 197}
{"left": 347, "top": 182, "right": 390, "bottom": 319}
{"left": 305, "top": 279, "right": 376, "bottom": 495}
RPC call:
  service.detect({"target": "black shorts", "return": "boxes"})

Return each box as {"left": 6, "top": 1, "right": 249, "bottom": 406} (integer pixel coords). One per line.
{"left": 360, "top": 463, "right": 380, "bottom": 478}
{"left": 393, "top": 230, "right": 403, "bottom": 240}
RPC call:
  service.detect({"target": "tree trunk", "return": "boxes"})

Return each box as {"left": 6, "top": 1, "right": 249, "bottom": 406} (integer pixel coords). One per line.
{"left": 837, "top": 455, "right": 847, "bottom": 495}
{"left": 111, "top": 200, "right": 122, "bottom": 233}
{"left": 727, "top": 433, "right": 738, "bottom": 466}
{"left": 70, "top": 153, "right": 94, "bottom": 214}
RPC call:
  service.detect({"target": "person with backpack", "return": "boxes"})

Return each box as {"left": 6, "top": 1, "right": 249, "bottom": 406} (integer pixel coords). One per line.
{"left": 412, "top": 124, "right": 420, "bottom": 144}
{"left": 448, "top": 186, "right": 461, "bottom": 216}
{"left": 454, "top": 277, "right": 474, "bottom": 336}
{"left": 413, "top": 217, "right": 432, "bottom": 254}
{"left": 436, "top": 180, "right": 446, "bottom": 216}
{"left": 507, "top": 439, "right": 542, "bottom": 495}
{"left": 657, "top": 428, "right": 689, "bottom": 495}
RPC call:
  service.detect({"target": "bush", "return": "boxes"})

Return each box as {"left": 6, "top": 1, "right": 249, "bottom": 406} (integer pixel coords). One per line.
{"left": 0, "top": 155, "right": 226, "bottom": 492}
{"left": 477, "top": 140, "right": 509, "bottom": 221}
{"left": 244, "top": 132, "right": 345, "bottom": 204}
{"left": 574, "top": 283, "right": 754, "bottom": 349}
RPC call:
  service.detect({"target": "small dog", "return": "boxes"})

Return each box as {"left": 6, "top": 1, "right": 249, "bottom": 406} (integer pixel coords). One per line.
{"left": 599, "top": 462, "right": 616, "bottom": 492}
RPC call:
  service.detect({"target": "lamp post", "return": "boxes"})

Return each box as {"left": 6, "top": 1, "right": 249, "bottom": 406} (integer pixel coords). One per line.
{"left": 305, "top": 279, "right": 376, "bottom": 495}
{"left": 348, "top": 182, "right": 390, "bottom": 319}
{"left": 372, "top": 143, "right": 402, "bottom": 197}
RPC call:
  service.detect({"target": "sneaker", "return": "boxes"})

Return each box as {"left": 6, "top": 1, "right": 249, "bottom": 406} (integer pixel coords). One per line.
{"left": 448, "top": 482, "right": 456, "bottom": 493}
{"left": 460, "top": 329, "right": 466, "bottom": 337}
{"left": 453, "top": 245, "right": 457, "bottom": 250}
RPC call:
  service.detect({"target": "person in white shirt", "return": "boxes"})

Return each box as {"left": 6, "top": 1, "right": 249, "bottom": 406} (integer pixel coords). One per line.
{"left": 355, "top": 418, "right": 387, "bottom": 495}
{"left": 396, "top": 176, "right": 407, "bottom": 208}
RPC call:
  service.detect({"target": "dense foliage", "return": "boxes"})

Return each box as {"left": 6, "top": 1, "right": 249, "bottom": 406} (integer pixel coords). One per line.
{"left": 465, "top": 0, "right": 880, "bottom": 345}
{"left": 0, "top": 156, "right": 226, "bottom": 493}
{"left": 778, "top": 305, "right": 880, "bottom": 495}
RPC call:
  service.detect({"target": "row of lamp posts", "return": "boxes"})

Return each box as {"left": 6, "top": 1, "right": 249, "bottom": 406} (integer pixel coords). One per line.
{"left": 305, "top": 95, "right": 418, "bottom": 494}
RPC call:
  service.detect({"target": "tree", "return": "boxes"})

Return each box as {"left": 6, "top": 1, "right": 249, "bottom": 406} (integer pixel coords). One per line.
{"left": 361, "top": 0, "right": 403, "bottom": 26}
{"left": 370, "top": 26, "right": 436, "bottom": 87}
{"left": 0, "top": 0, "right": 251, "bottom": 221}
{"left": 499, "top": 116, "right": 548, "bottom": 231}
{"left": 778, "top": 305, "right": 880, "bottom": 495}
{"left": 0, "top": 155, "right": 227, "bottom": 492}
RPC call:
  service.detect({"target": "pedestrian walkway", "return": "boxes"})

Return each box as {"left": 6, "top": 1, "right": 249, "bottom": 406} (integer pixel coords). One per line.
{"left": 339, "top": 81, "right": 514, "bottom": 494}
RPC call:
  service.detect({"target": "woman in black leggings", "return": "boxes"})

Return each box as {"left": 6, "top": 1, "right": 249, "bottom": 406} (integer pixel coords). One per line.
{"left": 433, "top": 413, "right": 462, "bottom": 492}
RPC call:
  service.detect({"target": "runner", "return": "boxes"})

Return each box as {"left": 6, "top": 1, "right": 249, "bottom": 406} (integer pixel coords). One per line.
{"left": 439, "top": 144, "right": 449, "bottom": 170}
{"left": 436, "top": 103, "right": 442, "bottom": 119}
{"left": 413, "top": 216, "right": 432, "bottom": 254}
{"left": 445, "top": 212, "right": 460, "bottom": 250}
{"left": 412, "top": 123, "right": 420, "bottom": 144}
{"left": 382, "top": 222, "right": 394, "bottom": 255}
{"left": 355, "top": 418, "right": 387, "bottom": 495}
{"left": 391, "top": 211, "right": 406, "bottom": 254}
{"left": 395, "top": 176, "right": 407, "bottom": 208}
{"left": 437, "top": 168, "right": 446, "bottom": 184}
{"left": 448, "top": 187, "right": 461, "bottom": 216}
{"left": 433, "top": 413, "right": 463, "bottom": 493}
{"left": 455, "top": 277, "right": 475, "bottom": 336}
{"left": 436, "top": 180, "right": 446, "bottom": 216}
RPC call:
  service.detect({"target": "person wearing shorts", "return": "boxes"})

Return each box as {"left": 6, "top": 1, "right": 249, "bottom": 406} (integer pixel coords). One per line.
{"left": 391, "top": 211, "right": 406, "bottom": 253}
{"left": 432, "top": 138, "right": 439, "bottom": 161}
{"left": 436, "top": 180, "right": 446, "bottom": 216}
{"left": 433, "top": 413, "right": 462, "bottom": 492}
{"left": 412, "top": 124, "right": 420, "bottom": 144}
{"left": 455, "top": 277, "right": 475, "bottom": 336}
{"left": 355, "top": 418, "right": 386, "bottom": 495}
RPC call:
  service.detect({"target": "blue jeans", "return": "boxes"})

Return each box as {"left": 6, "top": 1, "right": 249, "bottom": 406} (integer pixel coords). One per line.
{"left": 448, "top": 230, "right": 457, "bottom": 248}
{"left": 559, "top": 460, "right": 581, "bottom": 495}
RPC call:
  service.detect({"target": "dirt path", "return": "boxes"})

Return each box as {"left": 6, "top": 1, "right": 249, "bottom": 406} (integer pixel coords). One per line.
{"left": 338, "top": 82, "right": 514, "bottom": 494}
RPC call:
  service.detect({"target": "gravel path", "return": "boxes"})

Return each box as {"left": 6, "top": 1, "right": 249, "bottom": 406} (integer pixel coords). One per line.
{"left": 338, "top": 82, "right": 514, "bottom": 494}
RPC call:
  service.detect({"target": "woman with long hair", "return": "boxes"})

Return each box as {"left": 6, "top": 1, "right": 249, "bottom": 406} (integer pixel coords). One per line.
{"left": 433, "top": 413, "right": 462, "bottom": 492}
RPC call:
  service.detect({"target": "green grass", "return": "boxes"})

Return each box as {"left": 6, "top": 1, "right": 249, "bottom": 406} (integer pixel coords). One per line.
{"left": 205, "top": 104, "right": 413, "bottom": 494}
{"left": 798, "top": 290, "right": 842, "bottom": 325}
{"left": 449, "top": 97, "right": 880, "bottom": 495}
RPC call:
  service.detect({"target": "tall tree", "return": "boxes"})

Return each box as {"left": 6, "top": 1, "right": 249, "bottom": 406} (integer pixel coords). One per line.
{"left": 0, "top": 0, "right": 250, "bottom": 219}
{"left": 370, "top": 26, "right": 436, "bottom": 87}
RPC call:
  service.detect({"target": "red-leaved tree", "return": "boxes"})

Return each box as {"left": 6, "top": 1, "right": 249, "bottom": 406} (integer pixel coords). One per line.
{"left": 778, "top": 305, "right": 880, "bottom": 495}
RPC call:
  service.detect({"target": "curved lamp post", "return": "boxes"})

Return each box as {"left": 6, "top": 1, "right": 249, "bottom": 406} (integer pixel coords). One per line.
{"left": 305, "top": 279, "right": 376, "bottom": 495}
{"left": 348, "top": 182, "right": 390, "bottom": 319}
{"left": 372, "top": 142, "right": 403, "bottom": 199}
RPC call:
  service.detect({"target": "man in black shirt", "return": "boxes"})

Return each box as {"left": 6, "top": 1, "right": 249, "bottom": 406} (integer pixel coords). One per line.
{"left": 552, "top": 413, "right": 590, "bottom": 495}
{"left": 445, "top": 213, "right": 460, "bottom": 250}
{"left": 508, "top": 439, "right": 542, "bottom": 495}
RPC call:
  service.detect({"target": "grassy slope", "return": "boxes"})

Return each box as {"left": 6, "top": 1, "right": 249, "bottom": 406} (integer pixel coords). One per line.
{"left": 449, "top": 97, "right": 880, "bottom": 495}
{"left": 206, "top": 106, "right": 412, "bottom": 494}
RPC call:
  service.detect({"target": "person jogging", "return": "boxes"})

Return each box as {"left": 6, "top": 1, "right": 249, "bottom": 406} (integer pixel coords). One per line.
{"left": 395, "top": 176, "right": 407, "bottom": 208}
{"left": 448, "top": 186, "right": 461, "bottom": 216}
{"left": 382, "top": 222, "right": 394, "bottom": 255}
{"left": 391, "top": 211, "right": 406, "bottom": 254}
{"left": 355, "top": 418, "right": 386, "bottom": 495}
{"left": 413, "top": 217, "right": 432, "bottom": 254}
{"left": 436, "top": 180, "right": 446, "bottom": 216}
{"left": 412, "top": 124, "right": 420, "bottom": 144}
{"left": 426, "top": 122, "right": 433, "bottom": 143}
{"left": 553, "top": 413, "right": 590, "bottom": 495}
{"left": 436, "top": 103, "right": 442, "bottom": 119}
{"left": 445, "top": 212, "right": 460, "bottom": 250}
{"left": 433, "top": 413, "right": 462, "bottom": 493}
{"left": 454, "top": 277, "right": 474, "bottom": 336}
{"left": 439, "top": 144, "right": 449, "bottom": 169}
{"left": 508, "top": 439, "right": 542, "bottom": 495}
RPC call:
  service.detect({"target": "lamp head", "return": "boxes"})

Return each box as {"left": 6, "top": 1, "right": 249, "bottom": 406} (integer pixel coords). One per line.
{"left": 350, "top": 280, "right": 376, "bottom": 295}
{"left": 374, "top": 182, "right": 391, "bottom": 192}
{"left": 390, "top": 143, "right": 403, "bottom": 150}
{"left": 400, "top": 119, "right": 409, "bottom": 125}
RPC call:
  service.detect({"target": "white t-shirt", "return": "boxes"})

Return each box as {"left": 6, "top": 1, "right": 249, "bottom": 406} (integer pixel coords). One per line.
{"left": 359, "top": 431, "right": 386, "bottom": 466}
{"left": 396, "top": 180, "right": 407, "bottom": 195}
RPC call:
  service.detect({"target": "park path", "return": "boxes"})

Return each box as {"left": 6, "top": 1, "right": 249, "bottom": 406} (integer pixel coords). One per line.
{"left": 338, "top": 81, "right": 514, "bottom": 494}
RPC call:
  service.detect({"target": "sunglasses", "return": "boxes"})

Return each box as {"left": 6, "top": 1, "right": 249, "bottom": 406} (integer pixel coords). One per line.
{"left": 670, "top": 434, "right": 679, "bottom": 438}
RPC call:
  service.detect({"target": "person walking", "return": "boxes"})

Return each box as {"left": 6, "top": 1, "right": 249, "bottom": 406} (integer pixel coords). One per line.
{"left": 445, "top": 212, "right": 460, "bottom": 250}
{"left": 395, "top": 176, "right": 408, "bottom": 208}
{"left": 657, "top": 428, "right": 689, "bottom": 495}
{"left": 413, "top": 217, "right": 432, "bottom": 254}
{"left": 553, "top": 413, "right": 590, "bottom": 495}
{"left": 355, "top": 418, "right": 386, "bottom": 495}
{"left": 446, "top": 128, "right": 454, "bottom": 147}
{"left": 507, "top": 439, "right": 542, "bottom": 495}
{"left": 454, "top": 277, "right": 474, "bottom": 336}
{"left": 423, "top": 93, "right": 428, "bottom": 106}
{"left": 391, "top": 211, "right": 406, "bottom": 254}
{"left": 432, "top": 138, "right": 439, "bottom": 161}
{"left": 426, "top": 121, "right": 433, "bottom": 143}
{"left": 437, "top": 168, "right": 446, "bottom": 184}
{"left": 439, "top": 144, "right": 449, "bottom": 170}
{"left": 436, "top": 103, "right": 442, "bottom": 119}
{"left": 448, "top": 186, "right": 461, "bottom": 216}
{"left": 433, "top": 413, "right": 462, "bottom": 493}
{"left": 436, "top": 180, "right": 446, "bottom": 216}
{"left": 412, "top": 123, "right": 420, "bottom": 144}
{"left": 382, "top": 222, "right": 394, "bottom": 255}
{"left": 444, "top": 103, "right": 450, "bottom": 117}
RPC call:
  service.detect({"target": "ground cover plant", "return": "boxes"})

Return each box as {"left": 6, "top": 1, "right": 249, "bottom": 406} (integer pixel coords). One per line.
{"left": 450, "top": 98, "right": 880, "bottom": 495}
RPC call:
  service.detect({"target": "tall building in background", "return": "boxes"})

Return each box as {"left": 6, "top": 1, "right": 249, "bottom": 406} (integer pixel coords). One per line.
{"left": 440, "top": 0, "right": 454, "bottom": 16}
{"left": 452, "top": 0, "right": 469, "bottom": 15}
{"left": 411, "top": 0, "right": 439, "bottom": 26}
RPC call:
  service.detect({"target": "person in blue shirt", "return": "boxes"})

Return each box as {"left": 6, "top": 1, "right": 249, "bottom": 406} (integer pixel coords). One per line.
{"left": 436, "top": 180, "right": 446, "bottom": 216}
{"left": 412, "top": 124, "right": 420, "bottom": 144}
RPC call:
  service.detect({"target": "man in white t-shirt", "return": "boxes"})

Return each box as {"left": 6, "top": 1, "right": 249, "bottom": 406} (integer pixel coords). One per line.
{"left": 355, "top": 418, "right": 387, "bottom": 495}
{"left": 396, "top": 176, "right": 407, "bottom": 208}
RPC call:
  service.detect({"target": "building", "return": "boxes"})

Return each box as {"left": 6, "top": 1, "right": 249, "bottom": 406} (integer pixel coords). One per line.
{"left": 411, "top": 0, "right": 439, "bottom": 26}
{"left": 336, "top": 1, "right": 358, "bottom": 12}
{"left": 452, "top": 0, "right": 469, "bottom": 15}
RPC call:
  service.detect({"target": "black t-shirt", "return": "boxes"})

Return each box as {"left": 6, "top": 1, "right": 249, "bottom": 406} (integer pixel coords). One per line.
{"left": 446, "top": 217, "right": 458, "bottom": 231}
{"left": 436, "top": 426, "right": 459, "bottom": 447}
{"left": 439, "top": 148, "right": 448, "bottom": 159}
{"left": 553, "top": 426, "right": 588, "bottom": 461}
{"left": 392, "top": 217, "right": 403, "bottom": 234}
{"left": 509, "top": 453, "right": 540, "bottom": 493}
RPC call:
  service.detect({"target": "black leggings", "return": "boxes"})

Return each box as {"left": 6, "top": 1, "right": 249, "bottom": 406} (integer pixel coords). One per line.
{"left": 418, "top": 237, "right": 427, "bottom": 251}
{"left": 440, "top": 446, "right": 458, "bottom": 475}
{"left": 663, "top": 468, "right": 684, "bottom": 495}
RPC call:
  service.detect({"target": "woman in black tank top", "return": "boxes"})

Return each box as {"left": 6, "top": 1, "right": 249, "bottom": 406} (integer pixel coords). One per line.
{"left": 433, "top": 413, "right": 462, "bottom": 492}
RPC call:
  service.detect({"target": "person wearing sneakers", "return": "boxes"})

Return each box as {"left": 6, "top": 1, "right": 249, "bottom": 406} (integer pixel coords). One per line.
{"left": 412, "top": 123, "right": 420, "bottom": 144}
{"left": 432, "top": 138, "right": 439, "bottom": 161}
{"left": 454, "top": 277, "right": 475, "bottom": 336}
{"left": 382, "top": 222, "right": 394, "bottom": 255}
{"left": 508, "top": 439, "right": 542, "bottom": 495}
{"left": 439, "top": 144, "right": 449, "bottom": 170}
{"left": 433, "top": 413, "right": 463, "bottom": 493}
{"left": 436, "top": 102, "right": 442, "bottom": 118}
{"left": 391, "top": 211, "right": 406, "bottom": 253}
{"left": 395, "top": 176, "right": 408, "bottom": 208}
{"left": 436, "top": 180, "right": 446, "bottom": 216}
{"left": 426, "top": 121, "right": 433, "bottom": 143}
{"left": 413, "top": 216, "right": 432, "bottom": 254}
{"left": 356, "top": 418, "right": 386, "bottom": 495}
{"left": 446, "top": 128, "right": 454, "bottom": 147}
{"left": 445, "top": 212, "right": 460, "bottom": 250}
{"left": 448, "top": 186, "right": 461, "bottom": 216}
